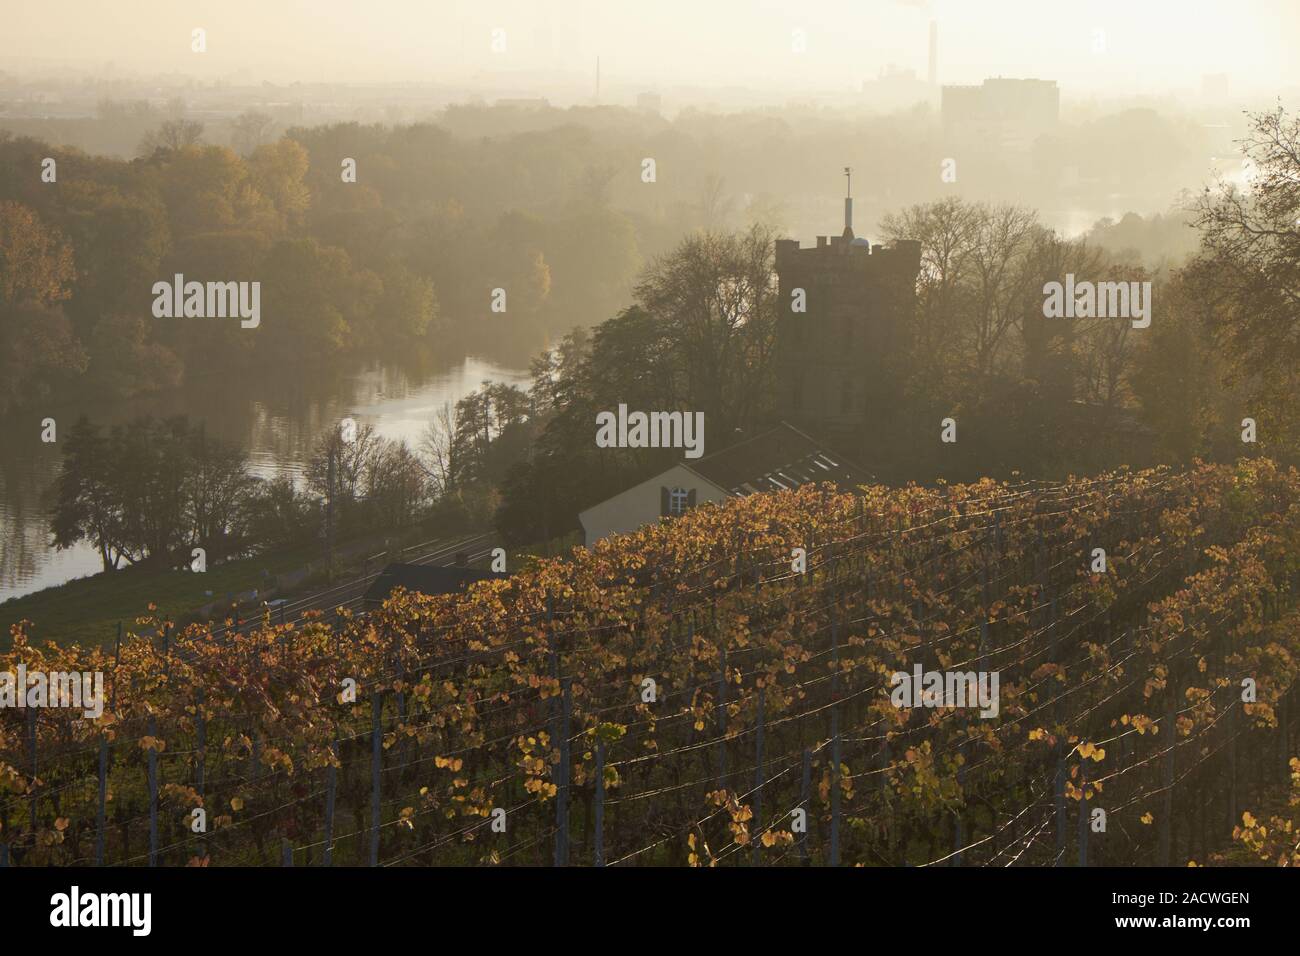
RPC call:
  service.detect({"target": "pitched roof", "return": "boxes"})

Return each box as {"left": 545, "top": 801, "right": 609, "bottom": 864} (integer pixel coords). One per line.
{"left": 683, "top": 422, "right": 865, "bottom": 496}
{"left": 363, "top": 563, "right": 508, "bottom": 605}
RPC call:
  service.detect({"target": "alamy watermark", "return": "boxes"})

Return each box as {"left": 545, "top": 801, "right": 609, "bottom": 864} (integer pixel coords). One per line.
{"left": 1, "top": 665, "right": 104, "bottom": 719}
{"left": 890, "top": 665, "right": 1000, "bottom": 718}
{"left": 595, "top": 404, "right": 705, "bottom": 459}
{"left": 50, "top": 886, "right": 151, "bottom": 936}
{"left": 152, "top": 274, "right": 260, "bottom": 328}
{"left": 1042, "top": 274, "right": 1151, "bottom": 329}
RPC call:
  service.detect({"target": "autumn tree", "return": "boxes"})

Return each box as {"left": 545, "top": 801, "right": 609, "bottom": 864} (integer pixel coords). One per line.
{"left": 231, "top": 110, "right": 277, "bottom": 156}
{"left": 0, "top": 199, "right": 75, "bottom": 309}
{"left": 0, "top": 201, "right": 86, "bottom": 411}
{"left": 51, "top": 417, "right": 257, "bottom": 569}
{"left": 1192, "top": 104, "right": 1300, "bottom": 456}
{"left": 633, "top": 223, "right": 779, "bottom": 437}
{"left": 49, "top": 418, "right": 124, "bottom": 571}
{"left": 138, "top": 118, "right": 205, "bottom": 156}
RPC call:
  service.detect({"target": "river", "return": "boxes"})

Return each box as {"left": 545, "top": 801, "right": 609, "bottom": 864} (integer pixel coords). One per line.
{"left": 0, "top": 356, "right": 531, "bottom": 602}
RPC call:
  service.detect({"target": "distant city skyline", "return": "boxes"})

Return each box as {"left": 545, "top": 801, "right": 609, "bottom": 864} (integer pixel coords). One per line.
{"left": 3, "top": 0, "right": 1298, "bottom": 105}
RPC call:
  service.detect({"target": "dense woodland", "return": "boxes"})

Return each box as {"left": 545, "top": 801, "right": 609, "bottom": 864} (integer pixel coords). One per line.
{"left": 11, "top": 103, "right": 1300, "bottom": 571}
{"left": 0, "top": 110, "right": 651, "bottom": 412}
{"left": 0, "top": 93, "right": 1231, "bottom": 415}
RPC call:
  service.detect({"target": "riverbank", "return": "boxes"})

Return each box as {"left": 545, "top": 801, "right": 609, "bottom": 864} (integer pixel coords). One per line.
{"left": 0, "top": 354, "right": 533, "bottom": 602}
{"left": 0, "top": 525, "right": 440, "bottom": 651}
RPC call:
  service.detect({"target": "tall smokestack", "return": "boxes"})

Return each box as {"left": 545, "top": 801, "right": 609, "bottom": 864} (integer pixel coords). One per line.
{"left": 928, "top": 20, "right": 938, "bottom": 86}
{"left": 843, "top": 166, "right": 854, "bottom": 238}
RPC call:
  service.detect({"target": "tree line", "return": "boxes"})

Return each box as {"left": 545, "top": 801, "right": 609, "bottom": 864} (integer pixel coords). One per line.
{"left": 50, "top": 416, "right": 441, "bottom": 573}
{"left": 35, "top": 106, "right": 1300, "bottom": 560}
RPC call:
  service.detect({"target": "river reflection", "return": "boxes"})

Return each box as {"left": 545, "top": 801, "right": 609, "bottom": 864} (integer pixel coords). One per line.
{"left": 0, "top": 355, "right": 530, "bottom": 601}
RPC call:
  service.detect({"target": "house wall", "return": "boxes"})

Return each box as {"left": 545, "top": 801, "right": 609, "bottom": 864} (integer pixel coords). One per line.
{"left": 579, "top": 464, "right": 727, "bottom": 545}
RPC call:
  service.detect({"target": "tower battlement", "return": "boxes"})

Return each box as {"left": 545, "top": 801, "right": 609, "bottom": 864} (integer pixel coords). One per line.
{"left": 774, "top": 235, "right": 922, "bottom": 276}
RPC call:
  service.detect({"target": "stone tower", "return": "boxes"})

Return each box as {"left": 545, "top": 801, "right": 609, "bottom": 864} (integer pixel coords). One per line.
{"left": 773, "top": 183, "right": 921, "bottom": 449}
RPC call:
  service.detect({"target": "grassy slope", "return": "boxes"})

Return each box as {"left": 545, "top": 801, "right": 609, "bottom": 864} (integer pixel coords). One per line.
{"left": 0, "top": 541, "right": 324, "bottom": 650}
{"left": 1, "top": 527, "right": 582, "bottom": 652}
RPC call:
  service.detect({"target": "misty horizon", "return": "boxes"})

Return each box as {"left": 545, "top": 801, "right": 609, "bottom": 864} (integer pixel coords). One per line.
{"left": 3, "top": 0, "right": 1299, "bottom": 105}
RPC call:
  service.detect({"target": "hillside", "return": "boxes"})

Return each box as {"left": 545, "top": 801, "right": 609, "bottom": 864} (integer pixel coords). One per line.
{"left": 2, "top": 459, "right": 1299, "bottom": 866}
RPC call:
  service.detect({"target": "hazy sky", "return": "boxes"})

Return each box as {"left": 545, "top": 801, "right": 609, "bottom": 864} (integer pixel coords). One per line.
{"left": 4, "top": 0, "right": 1298, "bottom": 98}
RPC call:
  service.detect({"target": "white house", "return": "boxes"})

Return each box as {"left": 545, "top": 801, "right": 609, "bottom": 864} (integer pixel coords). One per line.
{"left": 579, "top": 422, "right": 865, "bottom": 544}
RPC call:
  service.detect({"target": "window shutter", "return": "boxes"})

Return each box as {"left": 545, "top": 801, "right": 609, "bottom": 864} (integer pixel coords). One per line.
{"left": 687, "top": 489, "right": 697, "bottom": 509}
{"left": 660, "top": 486, "right": 670, "bottom": 517}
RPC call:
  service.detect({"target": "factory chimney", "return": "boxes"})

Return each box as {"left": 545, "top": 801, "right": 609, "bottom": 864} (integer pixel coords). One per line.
{"left": 843, "top": 166, "right": 854, "bottom": 239}
{"left": 928, "top": 20, "right": 938, "bottom": 86}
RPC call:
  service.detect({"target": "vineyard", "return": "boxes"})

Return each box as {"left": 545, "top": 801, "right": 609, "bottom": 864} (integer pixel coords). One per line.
{"left": 3, "top": 458, "right": 1300, "bottom": 867}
